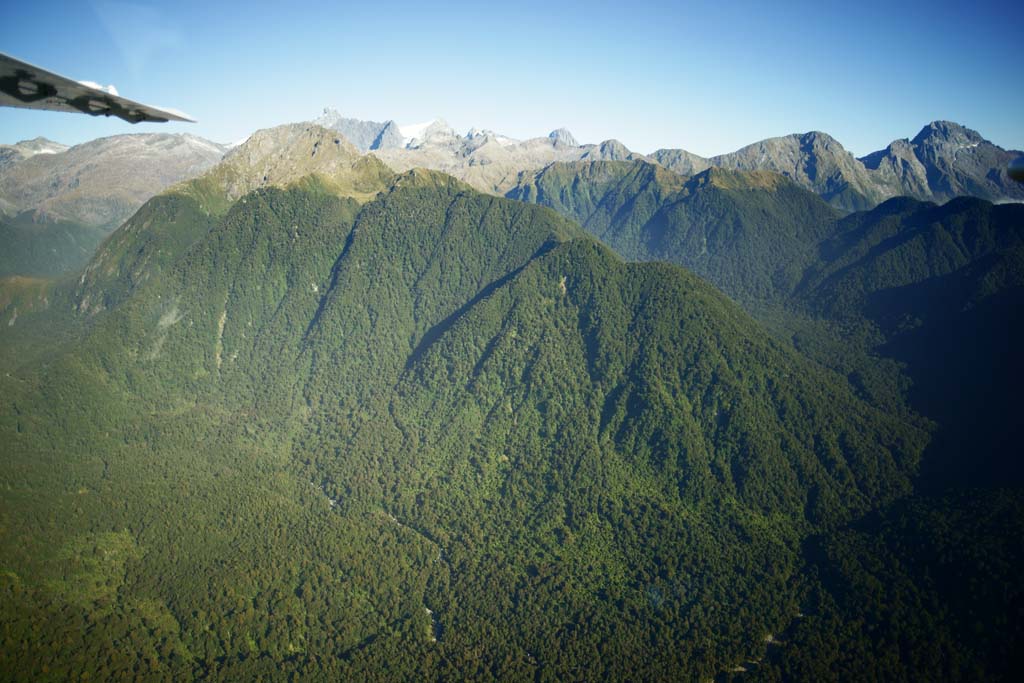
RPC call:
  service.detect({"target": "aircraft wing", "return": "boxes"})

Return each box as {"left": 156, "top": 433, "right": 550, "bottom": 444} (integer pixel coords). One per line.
{"left": 0, "top": 52, "right": 195, "bottom": 124}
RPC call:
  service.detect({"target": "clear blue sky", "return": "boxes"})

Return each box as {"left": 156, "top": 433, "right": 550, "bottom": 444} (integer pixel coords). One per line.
{"left": 2, "top": 0, "right": 1022, "bottom": 156}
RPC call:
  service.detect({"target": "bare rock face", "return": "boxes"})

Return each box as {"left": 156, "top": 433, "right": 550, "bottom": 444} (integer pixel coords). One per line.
{"left": 579, "top": 139, "right": 646, "bottom": 162}
{"left": 715, "top": 131, "right": 888, "bottom": 210}
{"left": 210, "top": 123, "right": 393, "bottom": 202}
{"left": 313, "top": 108, "right": 404, "bottom": 151}
{"left": 861, "top": 121, "right": 1024, "bottom": 203}
{"left": 655, "top": 121, "right": 1024, "bottom": 211}
{"left": 548, "top": 128, "right": 578, "bottom": 147}
{"left": 859, "top": 138, "right": 931, "bottom": 199}
{"left": 0, "top": 133, "right": 227, "bottom": 228}
{"left": 370, "top": 119, "right": 654, "bottom": 194}
{"left": 650, "top": 148, "right": 711, "bottom": 176}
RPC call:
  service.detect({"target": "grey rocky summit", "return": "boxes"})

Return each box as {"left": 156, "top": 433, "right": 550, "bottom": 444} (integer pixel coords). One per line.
{"left": 548, "top": 128, "right": 578, "bottom": 147}
{"left": 306, "top": 113, "right": 1021, "bottom": 207}
{"left": 654, "top": 120, "right": 1024, "bottom": 210}
{"left": 314, "top": 108, "right": 404, "bottom": 151}
{"left": 654, "top": 131, "right": 886, "bottom": 211}
{"left": 860, "top": 120, "right": 1024, "bottom": 203}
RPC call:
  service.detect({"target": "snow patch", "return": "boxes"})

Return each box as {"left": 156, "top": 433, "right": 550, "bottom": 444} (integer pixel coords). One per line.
{"left": 468, "top": 128, "right": 520, "bottom": 147}
{"left": 399, "top": 119, "right": 438, "bottom": 146}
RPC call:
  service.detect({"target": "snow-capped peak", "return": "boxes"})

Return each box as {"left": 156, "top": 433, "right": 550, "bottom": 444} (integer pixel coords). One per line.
{"left": 399, "top": 119, "right": 439, "bottom": 147}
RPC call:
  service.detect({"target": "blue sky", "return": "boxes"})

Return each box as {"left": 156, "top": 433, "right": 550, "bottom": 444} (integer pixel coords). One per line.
{"left": 2, "top": 0, "right": 1022, "bottom": 156}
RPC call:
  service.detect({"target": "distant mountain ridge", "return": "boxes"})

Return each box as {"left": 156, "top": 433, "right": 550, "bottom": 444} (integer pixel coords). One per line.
{"left": 509, "top": 160, "right": 843, "bottom": 304}
{"left": 370, "top": 118, "right": 641, "bottom": 194}
{"left": 0, "top": 133, "right": 227, "bottom": 278}
{"left": 0, "top": 137, "right": 68, "bottom": 174}
{"left": 309, "top": 111, "right": 651, "bottom": 194}
{"left": 0, "top": 133, "right": 227, "bottom": 227}
{"left": 315, "top": 114, "right": 1021, "bottom": 209}
{"left": 654, "top": 121, "right": 1023, "bottom": 210}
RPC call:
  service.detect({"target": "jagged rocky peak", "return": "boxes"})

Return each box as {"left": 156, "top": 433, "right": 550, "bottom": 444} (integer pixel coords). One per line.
{"left": 912, "top": 120, "right": 985, "bottom": 146}
{"left": 312, "top": 109, "right": 404, "bottom": 151}
{"left": 548, "top": 128, "right": 578, "bottom": 147}
{"left": 859, "top": 138, "right": 918, "bottom": 169}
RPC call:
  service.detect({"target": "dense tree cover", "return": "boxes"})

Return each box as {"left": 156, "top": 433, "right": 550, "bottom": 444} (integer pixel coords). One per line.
{"left": 788, "top": 197, "right": 1024, "bottom": 489}
{"left": 71, "top": 183, "right": 227, "bottom": 316}
{"left": 745, "top": 490, "right": 1024, "bottom": 683}
{"left": 512, "top": 165, "right": 1024, "bottom": 680}
{"left": 0, "top": 169, "right": 941, "bottom": 680}
{"left": 508, "top": 161, "right": 842, "bottom": 304}
{"left": 2, "top": 154, "right": 1022, "bottom": 681}
{"left": 512, "top": 162, "right": 1024, "bottom": 484}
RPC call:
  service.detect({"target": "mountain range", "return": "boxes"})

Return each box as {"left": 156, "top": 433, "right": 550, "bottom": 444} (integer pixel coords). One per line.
{"left": 2, "top": 117, "right": 1018, "bottom": 280}
{"left": 0, "top": 125, "right": 930, "bottom": 679}
{"left": 309, "top": 112, "right": 1023, "bottom": 210}
{"left": 652, "top": 120, "right": 1024, "bottom": 210}
{"left": 0, "top": 119, "right": 1022, "bottom": 680}
{"left": 359, "top": 116, "right": 1024, "bottom": 209}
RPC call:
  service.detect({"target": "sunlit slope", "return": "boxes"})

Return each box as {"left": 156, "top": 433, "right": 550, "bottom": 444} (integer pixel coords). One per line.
{"left": 72, "top": 124, "right": 395, "bottom": 315}
{"left": 510, "top": 161, "right": 842, "bottom": 303}
{"left": 0, "top": 168, "right": 926, "bottom": 680}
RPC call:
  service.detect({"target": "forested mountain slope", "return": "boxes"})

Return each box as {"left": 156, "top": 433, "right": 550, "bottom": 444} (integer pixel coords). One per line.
{"left": 514, "top": 159, "right": 1024, "bottom": 488}
{"left": 0, "top": 137, "right": 931, "bottom": 680}
{"left": 789, "top": 196, "right": 1024, "bottom": 489}
{"left": 509, "top": 158, "right": 1024, "bottom": 682}
{"left": 509, "top": 161, "right": 842, "bottom": 304}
